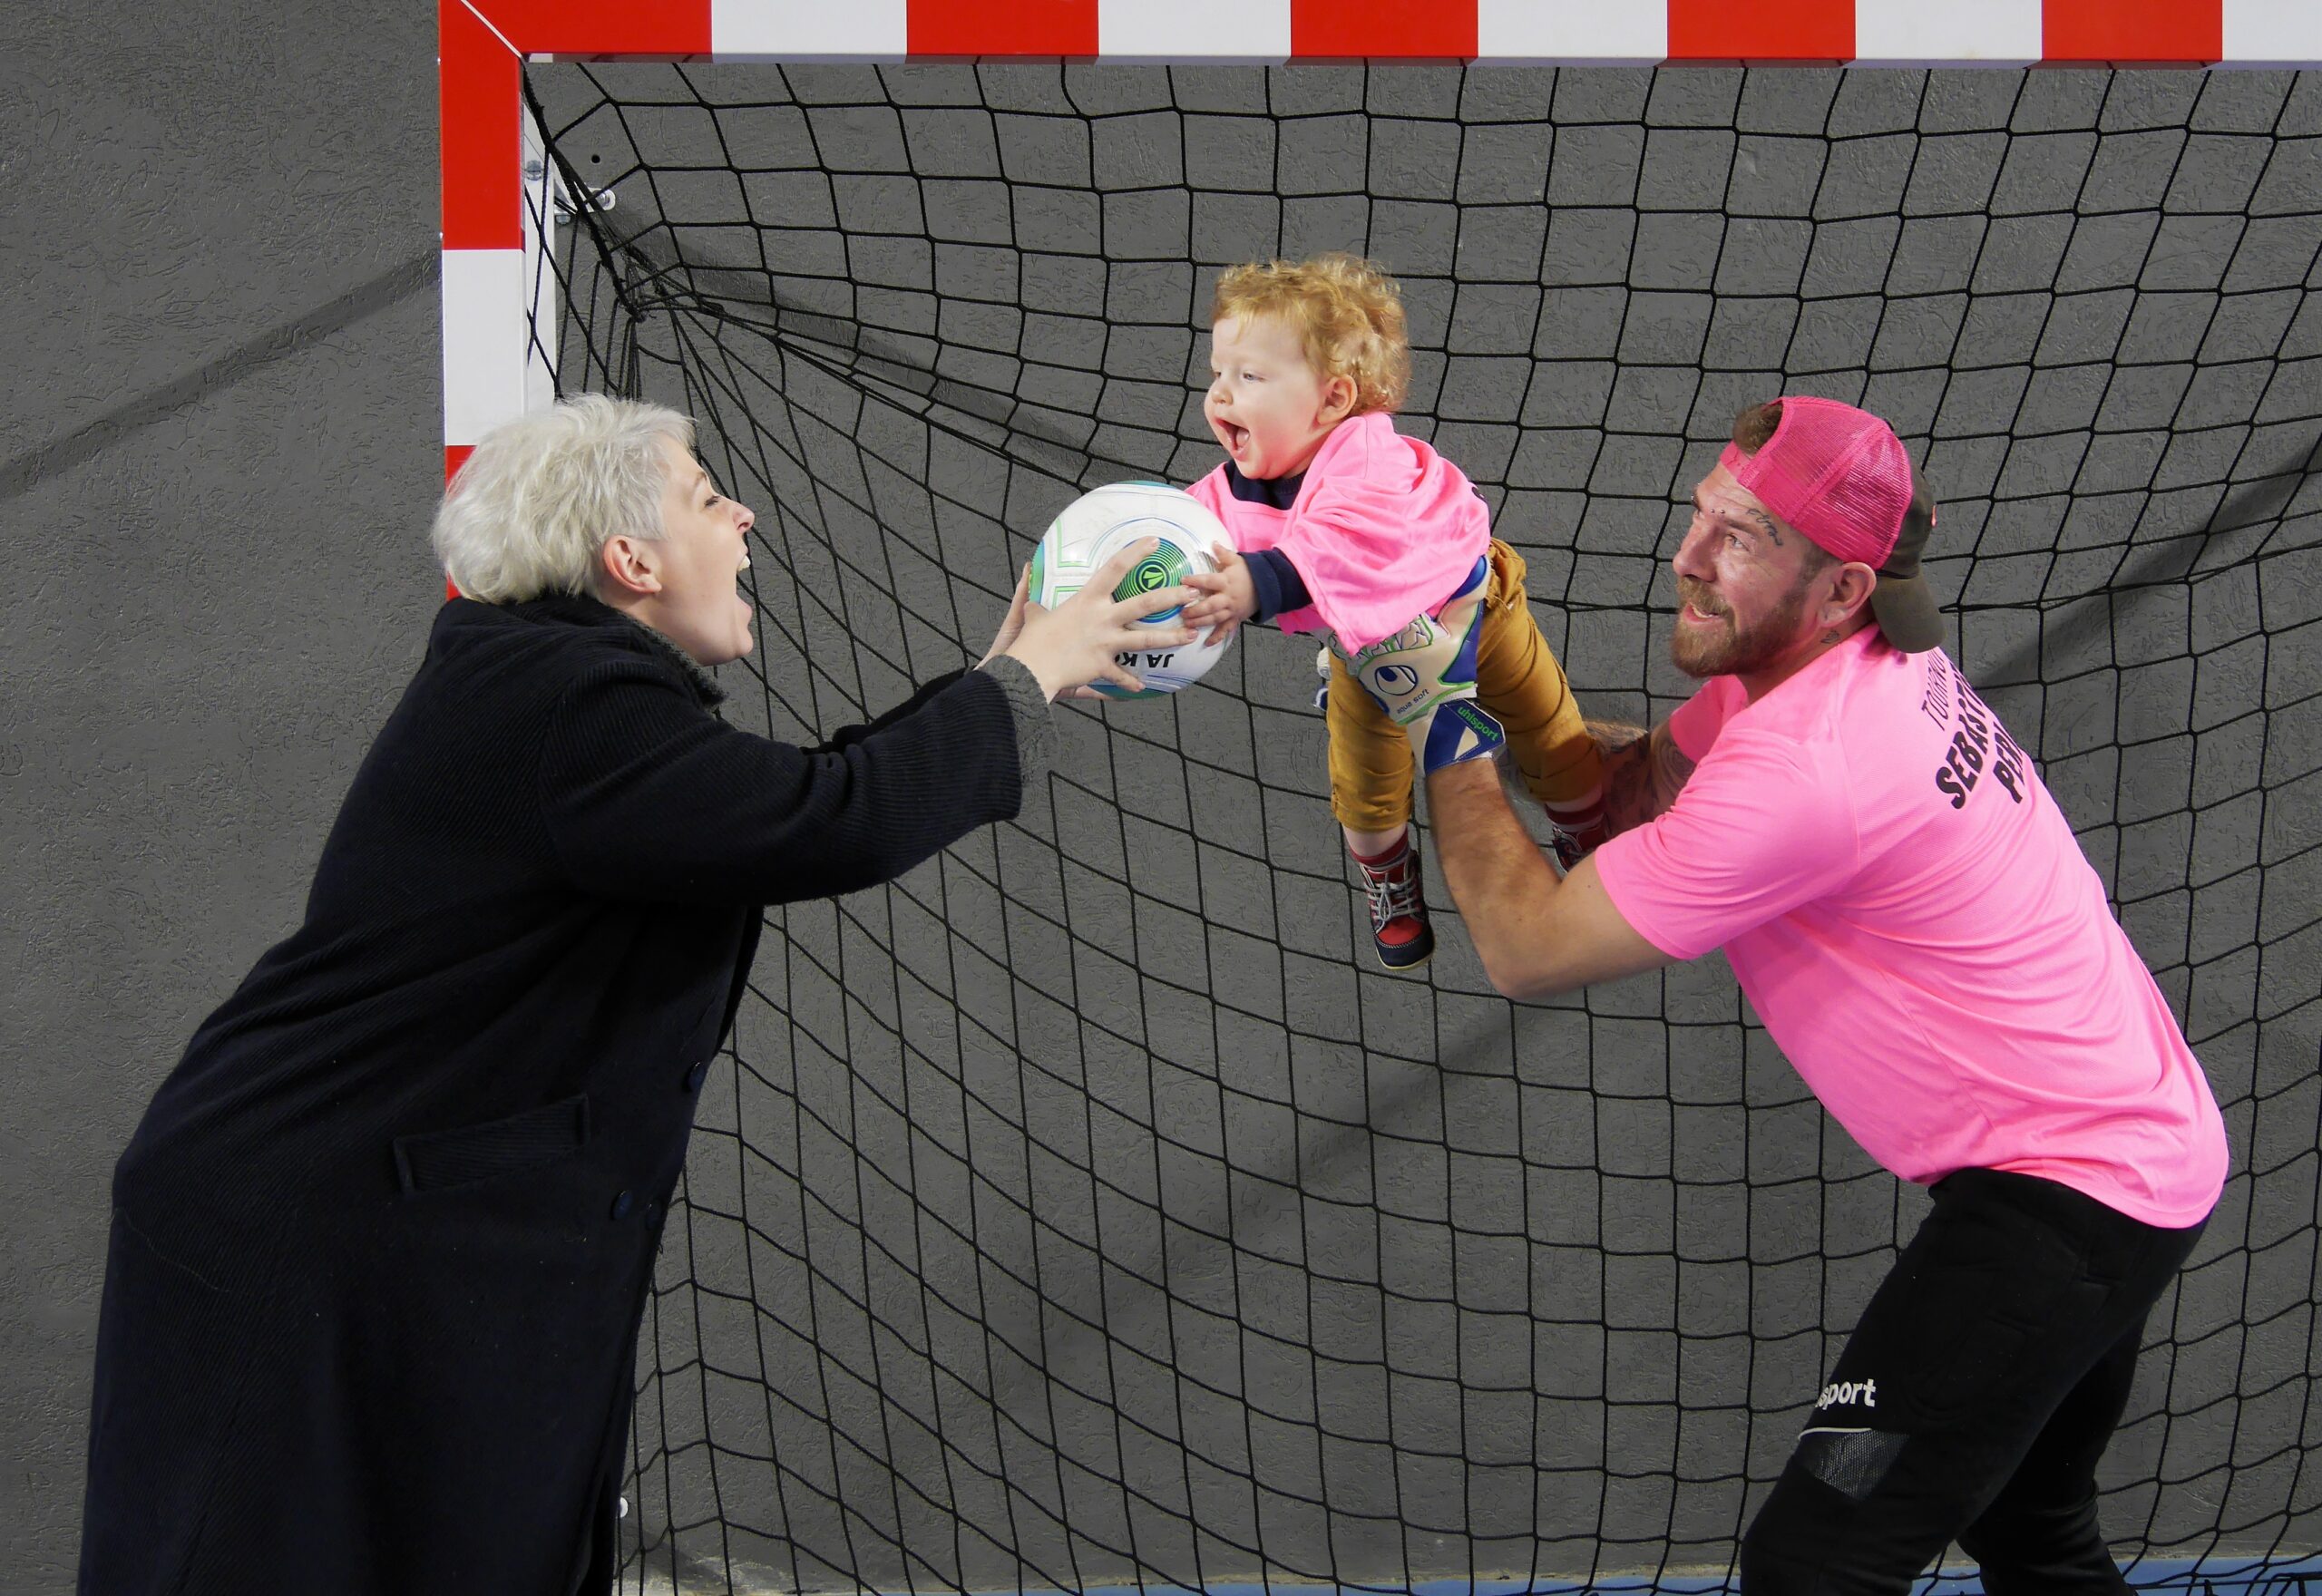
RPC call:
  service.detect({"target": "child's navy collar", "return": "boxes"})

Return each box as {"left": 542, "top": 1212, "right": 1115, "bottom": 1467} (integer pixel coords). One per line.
{"left": 1221, "top": 460, "right": 1303, "bottom": 511}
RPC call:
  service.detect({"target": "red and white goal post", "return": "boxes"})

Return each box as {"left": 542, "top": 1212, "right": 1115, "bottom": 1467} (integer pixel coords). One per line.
{"left": 435, "top": 0, "right": 2321, "bottom": 490}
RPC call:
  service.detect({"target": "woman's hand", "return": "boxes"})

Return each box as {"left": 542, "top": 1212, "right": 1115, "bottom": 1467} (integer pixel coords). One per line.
{"left": 999, "top": 539, "right": 1194, "bottom": 700}
{"left": 1180, "top": 542, "right": 1257, "bottom": 647}
{"left": 979, "top": 564, "right": 1035, "bottom": 667}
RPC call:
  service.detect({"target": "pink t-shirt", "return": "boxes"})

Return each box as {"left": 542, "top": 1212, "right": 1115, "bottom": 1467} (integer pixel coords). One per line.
{"left": 1593, "top": 628, "right": 2226, "bottom": 1227}
{"left": 1185, "top": 411, "right": 1491, "bottom": 653}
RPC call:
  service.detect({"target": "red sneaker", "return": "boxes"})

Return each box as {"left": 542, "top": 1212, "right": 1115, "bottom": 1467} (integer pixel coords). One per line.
{"left": 1352, "top": 834, "right": 1434, "bottom": 971}
{"left": 1546, "top": 790, "right": 1607, "bottom": 874}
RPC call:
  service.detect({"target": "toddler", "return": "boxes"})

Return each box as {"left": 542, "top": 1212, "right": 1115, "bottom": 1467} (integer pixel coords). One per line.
{"left": 1181, "top": 256, "right": 1604, "bottom": 970}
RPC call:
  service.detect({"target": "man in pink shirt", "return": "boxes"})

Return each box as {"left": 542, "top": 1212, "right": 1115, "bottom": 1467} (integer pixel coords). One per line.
{"left": 1341, "top": 396, "right": 2227, "bottom": 1593}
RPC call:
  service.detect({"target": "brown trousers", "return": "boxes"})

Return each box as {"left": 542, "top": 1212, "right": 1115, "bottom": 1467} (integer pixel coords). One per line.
{"left": 1326, "top": 538, "right": 1602, "bottom": 832}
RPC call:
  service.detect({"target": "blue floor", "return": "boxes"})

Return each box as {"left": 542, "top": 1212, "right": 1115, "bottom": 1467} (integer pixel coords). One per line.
{"left": 1050, "top": 1557, "right": 2322, "bottom": 1596}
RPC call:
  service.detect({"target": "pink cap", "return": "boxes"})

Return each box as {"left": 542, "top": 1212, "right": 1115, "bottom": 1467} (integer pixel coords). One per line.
{"left": 1716, "top": 395, "right": 1913, "bottom": 569}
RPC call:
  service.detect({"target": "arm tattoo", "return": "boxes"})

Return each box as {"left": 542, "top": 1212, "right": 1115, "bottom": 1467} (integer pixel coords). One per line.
{"left": 1591, "top": 716, "right": 1696, "bottom": 838}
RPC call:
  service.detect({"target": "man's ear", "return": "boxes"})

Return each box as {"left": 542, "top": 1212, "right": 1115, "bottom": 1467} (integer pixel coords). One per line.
{"left": 1825, "top": 561, "right": 1878, "bottom": 628}
{"left": 600, "top": 534, "right": 663, "bottom": 599}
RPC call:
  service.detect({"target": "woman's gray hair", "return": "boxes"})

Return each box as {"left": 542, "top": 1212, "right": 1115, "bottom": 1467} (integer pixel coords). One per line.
{"left": 433, "top": 394, "right": 696, "bottom": 603}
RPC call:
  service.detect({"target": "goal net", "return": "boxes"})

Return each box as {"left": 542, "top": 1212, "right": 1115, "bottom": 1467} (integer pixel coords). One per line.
{"left": 519, "top": 62, "right": 2322, "bottom": 1593}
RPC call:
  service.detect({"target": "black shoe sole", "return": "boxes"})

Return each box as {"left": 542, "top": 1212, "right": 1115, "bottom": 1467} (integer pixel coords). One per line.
{"left": 1373, "top": 933, "right": 1436, "bottom": 971}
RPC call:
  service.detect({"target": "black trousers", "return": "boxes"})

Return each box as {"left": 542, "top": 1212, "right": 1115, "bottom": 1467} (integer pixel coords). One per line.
{"left": 1740, "top": 1169, "right": 2208, "bottom": 1595}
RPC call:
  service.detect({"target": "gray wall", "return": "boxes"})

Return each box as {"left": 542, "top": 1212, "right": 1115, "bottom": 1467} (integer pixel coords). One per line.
{"left": 3, "top": 2, "right": 442, "bottom": 1588}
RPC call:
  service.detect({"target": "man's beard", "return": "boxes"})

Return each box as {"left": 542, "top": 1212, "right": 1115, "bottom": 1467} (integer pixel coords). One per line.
{"left": 1671, "top": 575, "right": 1815, "bottom": 678}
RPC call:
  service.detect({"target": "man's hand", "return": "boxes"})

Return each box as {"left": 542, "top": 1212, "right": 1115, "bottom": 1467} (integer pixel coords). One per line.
{"left": 1180, "top": 543, "right": 1257, "bottom": 647}
{"left": 1331, "top": 555, "right": 1504, "bottom": 774}
{"left": 1592, "top": 718, "right": 1696, "bottom": 837}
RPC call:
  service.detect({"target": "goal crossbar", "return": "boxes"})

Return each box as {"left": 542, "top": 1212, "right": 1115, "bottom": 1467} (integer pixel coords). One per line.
{"left": 435, "top": 0, "right": 2322, "bottom": 481}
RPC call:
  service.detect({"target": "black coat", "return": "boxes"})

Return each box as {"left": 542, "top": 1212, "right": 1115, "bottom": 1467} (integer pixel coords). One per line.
{"left": 79, "top": 593, "right": 1029, "bottom": 1594}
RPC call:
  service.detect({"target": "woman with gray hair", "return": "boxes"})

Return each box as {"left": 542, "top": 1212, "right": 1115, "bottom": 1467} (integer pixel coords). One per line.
{"left": 78, "top": 395, "right": 1183, "bottom": 1596}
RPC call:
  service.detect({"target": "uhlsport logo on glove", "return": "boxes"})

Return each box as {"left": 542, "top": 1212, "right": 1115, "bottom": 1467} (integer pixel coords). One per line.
{"left": 1327, "top": 557, "right": 1506, "bottom": 775}
{"left": 1333, "top": 559, "right": 1491, "bottom": 726}
{"left": 1426, "top": 701, "right": 1503, "bottom": 770}
{"left": 1371, "top": 663, "right": 1421, "bottom": 698}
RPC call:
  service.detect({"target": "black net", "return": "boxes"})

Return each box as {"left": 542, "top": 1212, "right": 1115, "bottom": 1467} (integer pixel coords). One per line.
{"left": 521, "top": 63, "right": 2322, "bottom": 1594}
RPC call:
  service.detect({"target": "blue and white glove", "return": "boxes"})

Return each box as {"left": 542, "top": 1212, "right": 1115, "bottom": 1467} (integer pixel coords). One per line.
{"left": 1330, "top": 556, "right": 1506, "bottom": 774}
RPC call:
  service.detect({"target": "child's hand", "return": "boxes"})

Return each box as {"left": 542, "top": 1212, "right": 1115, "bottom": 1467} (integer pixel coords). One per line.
{"left": 1181, "top": 542, "right": 1258, "bottom": 647}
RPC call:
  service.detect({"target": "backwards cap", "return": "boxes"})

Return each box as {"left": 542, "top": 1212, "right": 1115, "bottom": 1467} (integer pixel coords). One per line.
{"left": 1716, "top": 395, "right": 1943, "bottom": 653}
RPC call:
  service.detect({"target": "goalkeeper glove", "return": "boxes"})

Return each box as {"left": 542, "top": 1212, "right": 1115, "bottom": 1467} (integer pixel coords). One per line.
{"left": 1331, "top": 556, "right": 1507, "bottom": 775}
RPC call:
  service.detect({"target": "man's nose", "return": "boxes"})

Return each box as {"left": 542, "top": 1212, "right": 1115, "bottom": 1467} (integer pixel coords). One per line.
{"left": 1671, "top": 521, "right": 1709, "bottom": 579}
{"left": 1676, "top": 531, "right": 1729, "bottom": 589}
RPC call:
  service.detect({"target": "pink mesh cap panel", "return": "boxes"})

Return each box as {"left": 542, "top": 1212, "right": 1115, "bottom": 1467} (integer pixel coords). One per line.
{"left": 1717, "top": 396, "right": 1914, "bottom": 569}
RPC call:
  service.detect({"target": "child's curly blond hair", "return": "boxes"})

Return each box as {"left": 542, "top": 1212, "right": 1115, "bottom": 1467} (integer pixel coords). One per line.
{"left": 1210, "top": 254, "right": 1411, "bottom": 416}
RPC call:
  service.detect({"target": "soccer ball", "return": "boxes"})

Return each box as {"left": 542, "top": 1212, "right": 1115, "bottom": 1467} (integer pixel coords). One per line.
{"left": 1029, "top": 482, "right": 1236, "bottom": 699}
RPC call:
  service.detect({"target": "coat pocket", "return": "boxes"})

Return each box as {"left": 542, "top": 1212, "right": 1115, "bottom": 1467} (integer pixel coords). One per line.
{"left": 393, "top": 1095, "right": 590, "bottom": 1194}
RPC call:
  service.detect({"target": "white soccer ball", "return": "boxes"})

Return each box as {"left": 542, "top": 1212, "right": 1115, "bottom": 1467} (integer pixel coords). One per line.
{"left": 1029, "top": 482, "right": 1236, "bottom": 700}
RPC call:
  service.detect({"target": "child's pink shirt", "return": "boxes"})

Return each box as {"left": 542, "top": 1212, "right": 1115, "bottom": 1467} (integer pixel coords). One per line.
{"left": 1592, "top": 628, "right": 2226, "bottom": 1228}
{"left": 1185, "top": 412, "right": 1492, "bottom": 652}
